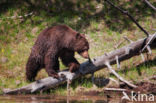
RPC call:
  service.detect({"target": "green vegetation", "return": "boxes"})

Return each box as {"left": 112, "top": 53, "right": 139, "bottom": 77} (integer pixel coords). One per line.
{"left": 0, "top": 0, "right": 156, "bottom": 95}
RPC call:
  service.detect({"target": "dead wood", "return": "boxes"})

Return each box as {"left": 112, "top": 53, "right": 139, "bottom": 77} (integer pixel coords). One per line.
{"left": 144, "top": 0, "right": 156, "bottom": 11}
{"left": 3, "top": 33, "right": 156, "bottom": 94}
{"left": 105, "top": 0, "right": 150, "bottom": 37}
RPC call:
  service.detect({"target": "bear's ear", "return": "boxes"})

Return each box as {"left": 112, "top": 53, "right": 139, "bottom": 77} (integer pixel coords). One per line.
{"left": 81, "top": 34, "right": 86, "bottom": 38}
{"left": 76, "top": 33, "right": 81, "bottom": 39}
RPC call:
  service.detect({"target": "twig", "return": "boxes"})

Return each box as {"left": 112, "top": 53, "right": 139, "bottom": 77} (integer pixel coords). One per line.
{"left": 141, "top": 32, "right": 156, "bottom": 52}
{"left": 114, "top": 39, "right": 125, "bottom": 49}
{"left": 67, "top": 79, "right": 71, "bottom": 96}
{"left": 105, "top": 62, "right": 137, "bottom": 88}
{"left": 104, "top": 88, "right": 127, "bottom": 92}
{"left": 140, "top": 53, "right": 145, "bottom": 62}
{"left": 115, "top": 56, "right": 121, "bottom": 69}
{"left": 144, "top": 0, "right": 156, "bottom": 11}
{"left": 152, "top": 29, "right": 156, "bottom": 31}
{"left": 109, "top": 77, "right": 119, "bottom": 85}
{"left": 105, "top": 0, "right": 149, "bottom": 37}
{"left": 123, "top": 36, "right": 133, "bottom": 43}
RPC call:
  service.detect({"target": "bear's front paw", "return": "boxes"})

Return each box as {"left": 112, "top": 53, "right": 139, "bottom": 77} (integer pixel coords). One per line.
{"left": 69, "top": 63, "right": 80, "bottom": 73}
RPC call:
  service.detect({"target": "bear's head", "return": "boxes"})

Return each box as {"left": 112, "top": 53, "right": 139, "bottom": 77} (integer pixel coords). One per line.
{"left": 74, "top": 33, "right": 89, "bottom": 59}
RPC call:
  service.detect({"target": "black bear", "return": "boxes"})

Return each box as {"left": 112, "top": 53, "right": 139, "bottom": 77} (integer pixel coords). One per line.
{"left": 26, "top": 25, "right": 90, "bottom": 81}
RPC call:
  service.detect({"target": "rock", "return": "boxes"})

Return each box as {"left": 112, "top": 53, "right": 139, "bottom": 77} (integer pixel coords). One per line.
{"left": 93, "top": 77, "right": 119, "bottom": 88}
{"left": 93, "top": 77, "right": 110, "bottom": 87}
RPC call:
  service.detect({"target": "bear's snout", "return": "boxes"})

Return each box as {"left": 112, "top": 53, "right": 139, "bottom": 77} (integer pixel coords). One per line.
{"left": 80, "top": 50, "right": 89, "bottom": 59}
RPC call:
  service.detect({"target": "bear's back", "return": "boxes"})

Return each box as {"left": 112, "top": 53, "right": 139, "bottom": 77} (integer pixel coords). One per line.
{"left": 42, "top": 25, "right": 77, "bottom": 37}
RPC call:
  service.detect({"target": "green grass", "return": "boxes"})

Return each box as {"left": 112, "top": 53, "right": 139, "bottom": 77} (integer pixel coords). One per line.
{"left": 0, "top": 1, "right": 156, "bottom": 95}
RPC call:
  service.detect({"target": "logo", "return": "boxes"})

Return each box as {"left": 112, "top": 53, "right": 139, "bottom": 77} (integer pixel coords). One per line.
{"left": 122, "top": 91, "right": 155, "bottom": 102}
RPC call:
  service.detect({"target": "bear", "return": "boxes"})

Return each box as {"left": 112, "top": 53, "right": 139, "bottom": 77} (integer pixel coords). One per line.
{"left": 26, "top": 24, "right": 90, "bottom": 81}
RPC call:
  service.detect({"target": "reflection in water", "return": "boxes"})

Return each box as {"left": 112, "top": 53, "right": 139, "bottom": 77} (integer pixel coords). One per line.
{"left": 0, "top": 94, "right": 118, "bottom": 103}
{"left": 0, "top": 93, "right": 155, "bottom": 103}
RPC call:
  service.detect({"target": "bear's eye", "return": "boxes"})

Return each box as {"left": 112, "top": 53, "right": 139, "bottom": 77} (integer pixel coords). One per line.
{"left": 84, "top": 45, "right": 89, "bottom": 50}
{"left": 82, "top": 48, "right": 88, "bottom": 52}
{"left": 84, "top": 47, "right": 87, "bottom": 50}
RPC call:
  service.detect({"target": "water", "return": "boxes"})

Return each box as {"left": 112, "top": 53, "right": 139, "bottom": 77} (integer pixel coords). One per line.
{"left": 0, "top": 93, "right": 121, "bottom": 103}
{"left": 0, "top": 92, "right": 155, "bottom": 103}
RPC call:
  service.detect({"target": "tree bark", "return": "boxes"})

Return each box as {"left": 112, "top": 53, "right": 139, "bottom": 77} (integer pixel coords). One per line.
{"left": 3, "top": 34, "right": 156, "bottom": 94}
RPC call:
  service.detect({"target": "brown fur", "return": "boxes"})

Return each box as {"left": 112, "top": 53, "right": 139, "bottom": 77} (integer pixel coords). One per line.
{"left": 26, "top": 25, "right": 89, "bottom": 81}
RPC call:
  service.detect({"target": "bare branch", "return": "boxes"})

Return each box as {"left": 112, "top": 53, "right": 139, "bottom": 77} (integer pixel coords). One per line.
{"left": 114, "top": 39, "right": 125, "bottom": 49}
{"left": 123, "top": 36, "right": 133, "bottom": 43}
{"left": 144, "top": 0, "right": 156, "bottom": 11}
{"left": 140, "top": 53, "right": 145, "bottom": 62}
{"left": 115, "top": 56, "right": 121, "bottom": 69}
{"left": 141, "top": 32, "right": 156, "bottom": 52}
{"left": 104, "top": 88, "right": 127, "bottom": 92}
{"left": 105, "top": 0, "right": 150, "bottom": 37}
{"left": 105, "top": 62, "right": 137, "bottom": 88}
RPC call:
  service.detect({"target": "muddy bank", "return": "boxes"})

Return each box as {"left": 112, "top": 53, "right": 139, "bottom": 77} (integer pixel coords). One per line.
{"left": 76, "top": 81, "right": 156, "bottom": 96}
{"left": 134, "top": 82, "right": 156, "bottom": 94}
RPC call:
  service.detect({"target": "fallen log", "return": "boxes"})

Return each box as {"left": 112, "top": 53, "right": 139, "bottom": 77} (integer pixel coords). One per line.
{"left": 3, "top": 34, "right": 156, "bottom": 94}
